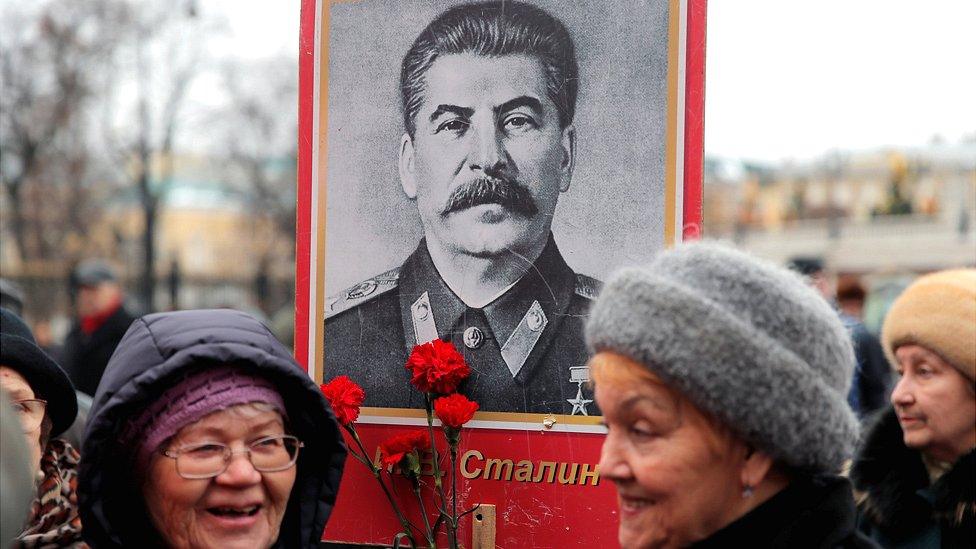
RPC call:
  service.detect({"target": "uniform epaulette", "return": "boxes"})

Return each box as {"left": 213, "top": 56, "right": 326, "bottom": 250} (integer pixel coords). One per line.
{"left": 574, "top": 273, "right": 602, "bottom": 300}
{"left": 324, "top": 267, "right": 401, "bottom": 319}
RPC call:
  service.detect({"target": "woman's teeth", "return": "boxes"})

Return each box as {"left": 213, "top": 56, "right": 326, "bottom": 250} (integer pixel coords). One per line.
{"left": 209, "top": 506, "right": 259, "bottom": 516}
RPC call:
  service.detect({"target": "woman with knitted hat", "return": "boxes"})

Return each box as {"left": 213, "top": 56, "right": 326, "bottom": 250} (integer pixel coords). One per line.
{"left": 1, "top": 307, "right": 84, "bottom": 548}
{"left": 77, "top": 309, "right": 347, "bottom": 548}
{"left": 586, "top": 242, "right": 877, "bottom": 548}
{"left": 851, "top": 269, "right": 975, "bottom": 548}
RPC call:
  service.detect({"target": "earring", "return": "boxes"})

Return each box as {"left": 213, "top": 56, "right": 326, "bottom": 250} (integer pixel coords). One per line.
{"left": 741, "top": 485, "right": 754, "bottom": 499}
{"left": 36, "top": 469, "right": 45, "bottom": 483}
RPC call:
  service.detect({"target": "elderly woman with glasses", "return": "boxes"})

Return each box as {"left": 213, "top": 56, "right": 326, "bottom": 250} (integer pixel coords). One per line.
{"left": 78, "top": 309, "right": 346, "bottom": 549}
{"left": 1, "top": 308, "right": 83, "bottom": 547}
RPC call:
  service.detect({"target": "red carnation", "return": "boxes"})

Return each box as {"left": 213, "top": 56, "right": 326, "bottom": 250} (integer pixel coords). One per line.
{"left": 434, "top": 394, "right": 479, "bottom": 429}
{"left": 405, "top": 339, "right": 470, "bottom": 394}
{"left": 320, "top": 376, "right": 365, "bottom": 425}
{"left": 379, "top": 430, "right": 431, "bottom": 469}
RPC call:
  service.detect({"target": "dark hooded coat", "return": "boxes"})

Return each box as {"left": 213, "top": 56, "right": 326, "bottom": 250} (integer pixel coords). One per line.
{"left": 851, "top": 408, "right": 975, "bottom": 548}
{"left": 77, "top": 309, "right": 347, "bottom": 548}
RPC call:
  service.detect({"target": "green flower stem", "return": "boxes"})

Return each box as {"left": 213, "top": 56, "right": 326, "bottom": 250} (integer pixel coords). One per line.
{"left": 412, "top": 481, "right": 436, "bottom": 549}
{"left": 348, "top": 450, "right": 373, "bottom": 468}
{"left": 345, "top": 424, "right": 419, "bottom": 547}
{"left": 424, "top": 394, "right": 456, "bottom": 548}
{"left": 450, "top": 443, "right": 459, "bottom": 529}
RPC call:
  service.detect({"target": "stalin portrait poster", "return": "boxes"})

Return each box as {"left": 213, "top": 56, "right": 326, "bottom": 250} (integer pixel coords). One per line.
{"left": 295, "top": 0, "right": 706, "bottom": 546}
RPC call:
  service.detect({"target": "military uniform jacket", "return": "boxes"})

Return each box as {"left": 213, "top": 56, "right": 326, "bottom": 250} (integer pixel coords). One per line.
{"left": 324, "top": 235, "right": 600, "bottom": 415}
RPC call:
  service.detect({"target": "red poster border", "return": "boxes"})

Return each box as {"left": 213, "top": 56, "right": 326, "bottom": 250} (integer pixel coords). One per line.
{"left": 294, "top": 0, "right": 316, "bottom": 367}
{"left": 683, "top": 0, "right": 707, "bottom": 241}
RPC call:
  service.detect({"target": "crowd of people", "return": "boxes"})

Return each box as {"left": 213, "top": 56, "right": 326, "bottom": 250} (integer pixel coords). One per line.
{"left": 1, "top": 240, "right": 972, "bottom": 548}
{"left": 4, "top": 0, "right": 972, "bottom": 546}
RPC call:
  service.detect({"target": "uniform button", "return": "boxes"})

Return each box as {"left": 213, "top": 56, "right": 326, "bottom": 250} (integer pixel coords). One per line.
{"left": 463, "top": 327, "right": 484, "bottom": 349}
{"left": 526, "top": 309, "right": 545, "bottom": 332}
{"left": 346, "top": 280, "right": 377, "bottom": 299}
{"left": 415, "top": 302, "right": 430, "bottom": 321}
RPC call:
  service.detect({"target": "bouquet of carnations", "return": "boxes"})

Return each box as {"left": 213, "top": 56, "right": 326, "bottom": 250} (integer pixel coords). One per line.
{"left": 321, "top": 339, "right": 480, "bottom": 549}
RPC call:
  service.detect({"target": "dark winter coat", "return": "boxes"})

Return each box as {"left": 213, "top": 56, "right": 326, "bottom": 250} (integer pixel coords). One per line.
{"left": 61, "top": 304, "right": 136, "bottom": 397}
{"left": 851, "top": 409, "right": 976, "bottom": 547}
{"left": 851, "top": 408, "right": 975, "bottom": 548}
{"left": 77, "top": 309, "right": 347, "bottom": 548}
{"left": 840, "top": 312, "right": 891, "bottom": 418}
{"left": 691, "top": 475, "right": 879, "bottom": 548}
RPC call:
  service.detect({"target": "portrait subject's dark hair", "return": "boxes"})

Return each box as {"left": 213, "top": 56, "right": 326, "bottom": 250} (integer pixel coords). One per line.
{"left": 400, "top": 1, "right": 579, "bottom": 137}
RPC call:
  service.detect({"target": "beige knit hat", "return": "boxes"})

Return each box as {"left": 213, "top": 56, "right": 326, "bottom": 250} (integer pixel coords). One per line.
{"left": 881, "top": 269, "right": 976, "bottom": 381}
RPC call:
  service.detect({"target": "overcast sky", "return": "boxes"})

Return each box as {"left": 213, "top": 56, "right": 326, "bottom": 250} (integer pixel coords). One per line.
{"left": 705, "top": 0, "right": 976, "bottom": 162}
{"left": 216, "top": 0, "right": 976, "bottom": 163}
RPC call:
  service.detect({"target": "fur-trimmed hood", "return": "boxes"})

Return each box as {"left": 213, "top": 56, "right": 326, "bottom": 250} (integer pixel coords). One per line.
{"left": 850, "top": 408, "right": 975, "bottom": 547}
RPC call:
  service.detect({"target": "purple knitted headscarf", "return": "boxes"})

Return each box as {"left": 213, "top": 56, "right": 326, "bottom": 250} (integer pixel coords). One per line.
{"left": 120, "top": 364, "right": 287, "bottom": 474}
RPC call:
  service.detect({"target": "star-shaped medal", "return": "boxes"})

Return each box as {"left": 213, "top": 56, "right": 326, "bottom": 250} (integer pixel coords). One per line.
{"left": 567, "top": 385, "right": 593, "bottom": 416}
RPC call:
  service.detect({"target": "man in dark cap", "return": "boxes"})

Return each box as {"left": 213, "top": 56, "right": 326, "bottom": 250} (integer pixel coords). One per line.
{"left": 61, "top": 259, "right": 135, "bottom": 396}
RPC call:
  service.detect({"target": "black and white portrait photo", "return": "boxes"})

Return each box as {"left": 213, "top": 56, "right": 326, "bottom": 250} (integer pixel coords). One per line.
{"left": 322, "top": 0, "right": 674, "bottom": 416}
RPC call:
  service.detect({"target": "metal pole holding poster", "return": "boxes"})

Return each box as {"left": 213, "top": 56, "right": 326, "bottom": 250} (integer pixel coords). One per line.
{"left": 296, "top": 1, "right": 706, "bottom": 546}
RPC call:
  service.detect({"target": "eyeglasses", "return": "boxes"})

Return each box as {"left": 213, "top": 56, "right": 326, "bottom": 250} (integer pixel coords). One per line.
{"left": 10, "top": 399, "right": 47, "bottom": 433}
{"left": 161, "top": 435, "right": 304, "bottom": 479}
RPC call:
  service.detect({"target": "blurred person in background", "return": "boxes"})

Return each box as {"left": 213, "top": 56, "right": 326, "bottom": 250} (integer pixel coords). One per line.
{"left": 62, "top": 259, "right": 135, "bottom": 397}
{"left": 270, "top": 301, "right": 296, "bottom": 351}
{"left": 1, "top": 308, "right": 84, "bottom": 547}
{"left": 837, "top": 274, "right": 869, "bottom": 321}
{"left": 587, "top": 242, "right": 876, "bottom": 548}
{"left": 1, "top": 278, "right": 26, "bottom": 316}
{"left": 78, "top": 309, "right": 346, "bottom": 549}
{"left": 851, "top": 269, "right": 975, "bottom": 548}
{"left": 790, "top": 256, "right": 890, "bottom": 418}
{"left": 30, "top": 318, "right": 64, "bottom": 364}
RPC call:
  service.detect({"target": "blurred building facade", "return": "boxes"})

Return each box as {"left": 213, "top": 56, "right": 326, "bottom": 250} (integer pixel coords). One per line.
{"left": 705, "top": 142, "right": 976, "bottom": 272}
{"left": 0, "top": 153, "right": 295, "bottom": 336}
{"left": 704, "top": 141, "right": 975, "bottom": 332}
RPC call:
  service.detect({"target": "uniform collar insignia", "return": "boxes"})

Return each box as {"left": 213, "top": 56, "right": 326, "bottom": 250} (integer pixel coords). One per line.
{"left": 398, "top": 236, "right": 577, "bottom": 379}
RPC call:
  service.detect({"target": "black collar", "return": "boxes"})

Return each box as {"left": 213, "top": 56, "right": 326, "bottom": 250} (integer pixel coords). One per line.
{"left": 692, "top": 476, "right": 860, "bottom": 548}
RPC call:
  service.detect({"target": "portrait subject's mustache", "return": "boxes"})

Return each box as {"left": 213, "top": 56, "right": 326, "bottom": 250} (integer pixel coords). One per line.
{"left": 441, "top": 177, "right": 539, "bottom": 217}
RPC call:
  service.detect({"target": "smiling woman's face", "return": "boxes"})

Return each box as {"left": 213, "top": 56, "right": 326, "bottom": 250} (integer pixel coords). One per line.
{"left": 594, "top": 352, "right": 751, "bottom": 549}
{"left": 142, "top": 403, "right": 297, "bottom": 549}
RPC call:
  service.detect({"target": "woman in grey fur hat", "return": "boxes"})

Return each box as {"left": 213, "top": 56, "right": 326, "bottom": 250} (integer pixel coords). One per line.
{"left": 586, "top": 241, "right": 877, "bottom": 548}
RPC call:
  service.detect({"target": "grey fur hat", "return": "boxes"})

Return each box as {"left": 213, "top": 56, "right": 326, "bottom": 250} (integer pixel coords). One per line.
{"left": 585, "top": 241, "right": 858, "bottom": 473}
